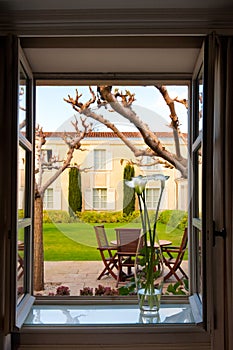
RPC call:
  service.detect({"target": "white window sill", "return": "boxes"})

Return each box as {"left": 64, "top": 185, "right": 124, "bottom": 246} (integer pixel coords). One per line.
{"left": 24, "top": 302, "right": 195, "bottom": 326}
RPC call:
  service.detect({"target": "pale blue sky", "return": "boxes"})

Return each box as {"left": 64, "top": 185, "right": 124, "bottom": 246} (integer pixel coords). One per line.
{"left": 35, "top": 85, "right": 188, "bottom": 133}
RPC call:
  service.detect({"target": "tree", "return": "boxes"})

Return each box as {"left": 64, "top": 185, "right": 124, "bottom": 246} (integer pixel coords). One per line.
{"left": 34, "top": 117, "right": 91, "bottom": 291}
{"left": 123, "top": 163, "right": 135, "bottom": 216}
{"left": 64, "top": 85, "right": 188, "bottom": 178}
{"left": 68, "top": 167, "right": 82, "bottom": 216}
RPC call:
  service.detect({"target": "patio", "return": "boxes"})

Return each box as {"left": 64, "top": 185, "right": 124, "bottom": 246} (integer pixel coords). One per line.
{"left": 39, "top": 260, "right": 189, "bottom": 296}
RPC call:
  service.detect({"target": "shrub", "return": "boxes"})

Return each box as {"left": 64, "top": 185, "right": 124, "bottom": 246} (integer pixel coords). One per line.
{"left": 56, "top": 285, "right": 71, "bottom": 295}
{"left": 18, "top": 209, "right": 24, "bottom": 219}
{"left": 158, "top": 210, "right": 188, "bottom": 230}
{"left": 77, "top": 210, "right": 139, "bottom": 224}
{"left": 43, "top": 210, "right": 78, "bottom": 223}
{"left": 79, "top": 285, "right": 119, "bottom": 296}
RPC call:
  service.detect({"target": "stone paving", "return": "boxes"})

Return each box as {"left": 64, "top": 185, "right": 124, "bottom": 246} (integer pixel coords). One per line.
{"left": 38, "top": 260, "right": 189, "bottom": 296}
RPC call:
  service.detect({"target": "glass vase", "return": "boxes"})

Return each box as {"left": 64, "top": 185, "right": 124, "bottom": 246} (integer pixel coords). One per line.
{"left": 135, "top": 231, "right": 164, "bottom": 315}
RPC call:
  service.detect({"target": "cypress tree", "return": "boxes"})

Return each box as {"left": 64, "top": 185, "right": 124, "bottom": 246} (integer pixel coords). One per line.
{"left": 123, "top": 164, "right": 135, "bottom": 216}
{"left": 68, "top": 167, "right": 82, "bottom": 216}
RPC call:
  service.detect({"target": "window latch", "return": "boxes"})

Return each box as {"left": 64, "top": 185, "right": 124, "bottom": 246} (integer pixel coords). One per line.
{"left": 213, "top": 225, "right": 226, "bottom": 246}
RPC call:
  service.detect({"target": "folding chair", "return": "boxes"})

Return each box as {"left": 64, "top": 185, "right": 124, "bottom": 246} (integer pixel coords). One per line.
{"left": 115, "top": 228, "right": 141, "bottom": 287}
{"left": 162, "top": 227, "right": 188, "bottom": 283}
{"left": 94, "top": 225, "right": 118, "bottom": 280}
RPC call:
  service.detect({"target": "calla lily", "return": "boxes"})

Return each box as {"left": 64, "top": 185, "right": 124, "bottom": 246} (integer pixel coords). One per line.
{"left": 126, "top": 174, "right": 169, "bottom": 194}
{"left": 124, "top": 173, "right": 169, "bottom": 312}
{"left": 125, "top": 175, "right": 148, "bottom": 195}
{"left": 146, "top": 174, "right": 170, "bottom": 189}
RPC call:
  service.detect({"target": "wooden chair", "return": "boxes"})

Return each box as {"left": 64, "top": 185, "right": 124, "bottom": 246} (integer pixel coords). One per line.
{"left": 115, "top": 228, "right": 141, "bottom": 287}
{"left": 17, "top": 241, "right": 24, "bottom": 281}
{"left": 162, "top": 227, "right": 188, "bottom": 283}
{"left": 94, "top": 225, "right": 118, "bottom": 280}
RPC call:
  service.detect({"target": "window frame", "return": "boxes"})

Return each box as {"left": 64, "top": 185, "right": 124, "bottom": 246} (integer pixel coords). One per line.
{"left": 9, "top": 36, "right": 215, "bottom": 348}
{"left": 4, "top": 41, "right": 36, "bottom": 331}
{"left": 94, "top": 149, "right": 107, "bottom": 170}
{"left": 43, "top": 188, "right": 54, "bottom": 209}
{"left": 93, "top": 187, "right": 107, "bottom": 209}
{"left": 145, "top": 187, "right": 160, "bottom": 210}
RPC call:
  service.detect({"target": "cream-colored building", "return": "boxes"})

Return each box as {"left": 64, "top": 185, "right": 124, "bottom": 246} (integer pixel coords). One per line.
{"left": 39, "top": 131, "right": 188, "bottom": 213}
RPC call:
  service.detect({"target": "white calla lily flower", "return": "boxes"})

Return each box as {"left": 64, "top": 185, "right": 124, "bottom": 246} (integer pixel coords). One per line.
{"left": 126, "top": 174, "right": 169, "bottom": 194}
{"left": 125, "top": 175, "right": 148, "bottom": 194}
{"left": 146, "top": 174, "right": 169, "bottom": 189}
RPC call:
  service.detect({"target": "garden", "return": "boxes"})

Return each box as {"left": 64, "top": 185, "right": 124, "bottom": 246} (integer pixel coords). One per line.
{"left": 42, "top": 209, "right": 188, "bottom": 261}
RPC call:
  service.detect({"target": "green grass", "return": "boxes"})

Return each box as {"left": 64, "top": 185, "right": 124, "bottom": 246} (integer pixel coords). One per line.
{"left": 43, "top": 222, "right": 187, "bottom": 261}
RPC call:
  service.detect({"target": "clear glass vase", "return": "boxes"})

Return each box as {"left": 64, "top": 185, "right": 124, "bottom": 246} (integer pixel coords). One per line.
{"left": 135, "top": 231, "right": 164, "bottom": 315}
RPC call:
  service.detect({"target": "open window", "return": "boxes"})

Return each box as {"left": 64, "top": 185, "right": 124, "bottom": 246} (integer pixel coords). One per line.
{"left": 4, "top": 36, "right": 215, "bottom": 349}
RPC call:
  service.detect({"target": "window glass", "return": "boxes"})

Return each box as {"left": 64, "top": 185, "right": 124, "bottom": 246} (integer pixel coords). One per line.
{"left": 198, "top": 147, "right": 202, "bottom": 219}
{"left": 145, "top": 188, "right": 160, "bottom": 209}
{"left": 197, "top": 229, "right": 203, "bottom": 298}
{"left": 93, "top": 188, "right": 107, "bottom": 209}
{"left": 16, "top": 60, "right": 34, "bottom": 312}
{"left": 18, "top": 146, "right": 26, "bottom": 218}
{"left": 44, "top": 188, "right": 54, "bottom": 209}
{"left": 17, "top": 229, "right": 25, "bottom": 301}
{"left": 94, "top": 149, "right": 106, "bottom": 170}
{"left": 19, "top": 67, "right": 27, "bottom": 133}
{"left": 35, "top": 83, "right": 189, "bottom": 300}
{"left": 141, "top": 156, "right": 162, "bottom": 170}
{"left": 191, "top": 61, "right": 203, "bottom": 302}
{"left": 198, "top": 77, "right": 203, "bottom": 133}
{"left": 42, "top": 149, "right": 53, "bottom": 163}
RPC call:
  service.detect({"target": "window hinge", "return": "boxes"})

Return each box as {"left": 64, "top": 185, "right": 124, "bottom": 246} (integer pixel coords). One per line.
{"left": 213, "top": 223, "right": 226, "bottom": 246}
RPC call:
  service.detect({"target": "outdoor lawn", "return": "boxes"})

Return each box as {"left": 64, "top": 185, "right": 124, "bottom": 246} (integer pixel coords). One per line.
{"left": 43, "top": 222, "right": 187, "bottom": 261}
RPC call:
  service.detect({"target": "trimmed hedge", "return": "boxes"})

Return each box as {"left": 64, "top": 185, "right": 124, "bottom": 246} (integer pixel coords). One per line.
{"left": 43, "top": 210, "right": 140, "bottom": 224}
{"left": 76, "top": 210, "right": 139, "bottom": 223}
{"left": 42, "top": 209, "right": 188, "bottom": 228}
{"left": 43, "top": 210, "right": 77, "bottom": 223}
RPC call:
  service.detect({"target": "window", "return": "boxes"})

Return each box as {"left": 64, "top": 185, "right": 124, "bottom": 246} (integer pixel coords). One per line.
{"left": 93, "top": 188, "right": 107, "bottom": 209}
{"left": 42, "top": 149, "right": 52, "bottom": 163}
{"left": 145, "top": 188, "right": 160, "bottom": 209}
{"left": 190, "top": 51, "right": 204, "bottom": 300}
{"left": 141, "top": 156, "right": 162, "bottom": 170}
{"left": 15, "top": 50, "right": 35, "bottom": 329}
{"left": 94, "top": 149, "right": 106, "bottom": 170}
{"left": 43, "top": 188, "right": 54, "bottom": 209}
{"left": 5, "top": 36, "right": 214, "bottom": 349}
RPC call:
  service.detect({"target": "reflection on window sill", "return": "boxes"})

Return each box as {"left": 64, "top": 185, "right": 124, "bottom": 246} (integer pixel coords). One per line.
{"left": 24, "top": 303, "right": 195, "bottom": 326}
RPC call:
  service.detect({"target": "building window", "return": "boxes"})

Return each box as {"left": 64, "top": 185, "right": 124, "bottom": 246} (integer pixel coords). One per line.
{"left": 145, "top": 188, "right": 160, "bottom": 209}
{"left": 43, "top": 188, "right": 54, "bottom": 209}
{"left": 41, "top": 149, "right": 53, "bottom": 171}
{"left": 94, "top": 149, "right": 106, "bottom": 170}
{"left": 141, "top": 156, "right": 162, "bottom": 170}
{"left": 93, "top": 188, "right": 107, "bottom": 209}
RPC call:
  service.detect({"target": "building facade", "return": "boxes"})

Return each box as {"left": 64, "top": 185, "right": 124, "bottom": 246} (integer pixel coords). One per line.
{"left": 38, "top": 131, "right": 188, "bottom": 213}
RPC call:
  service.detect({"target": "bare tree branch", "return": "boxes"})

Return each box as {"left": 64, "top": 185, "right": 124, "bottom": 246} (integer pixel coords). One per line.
{"left": 64, "top": 85, "right": 188, "bottom": 178}
{"left": 96, "top": 86, "right": 187, "bottom": 177}
{"left": 154, "top": 85, "right": 184, "bottom": 160}
{"left": 35, "top": 118, "right": 91, "bottom": 196}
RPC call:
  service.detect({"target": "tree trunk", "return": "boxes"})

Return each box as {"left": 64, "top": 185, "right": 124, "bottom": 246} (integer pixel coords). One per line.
{"left": 34, "top": 195, "right": 44, "bottom": 291}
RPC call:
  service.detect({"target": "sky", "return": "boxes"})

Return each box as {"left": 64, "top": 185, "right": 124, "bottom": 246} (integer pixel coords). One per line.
{"left": 35, "top": 85, "right": 188, "bottom": 133}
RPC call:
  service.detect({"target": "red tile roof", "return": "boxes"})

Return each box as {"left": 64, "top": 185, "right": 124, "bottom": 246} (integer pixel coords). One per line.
{"left": 43, "top": 131, "right": 187, "bottom": 138}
